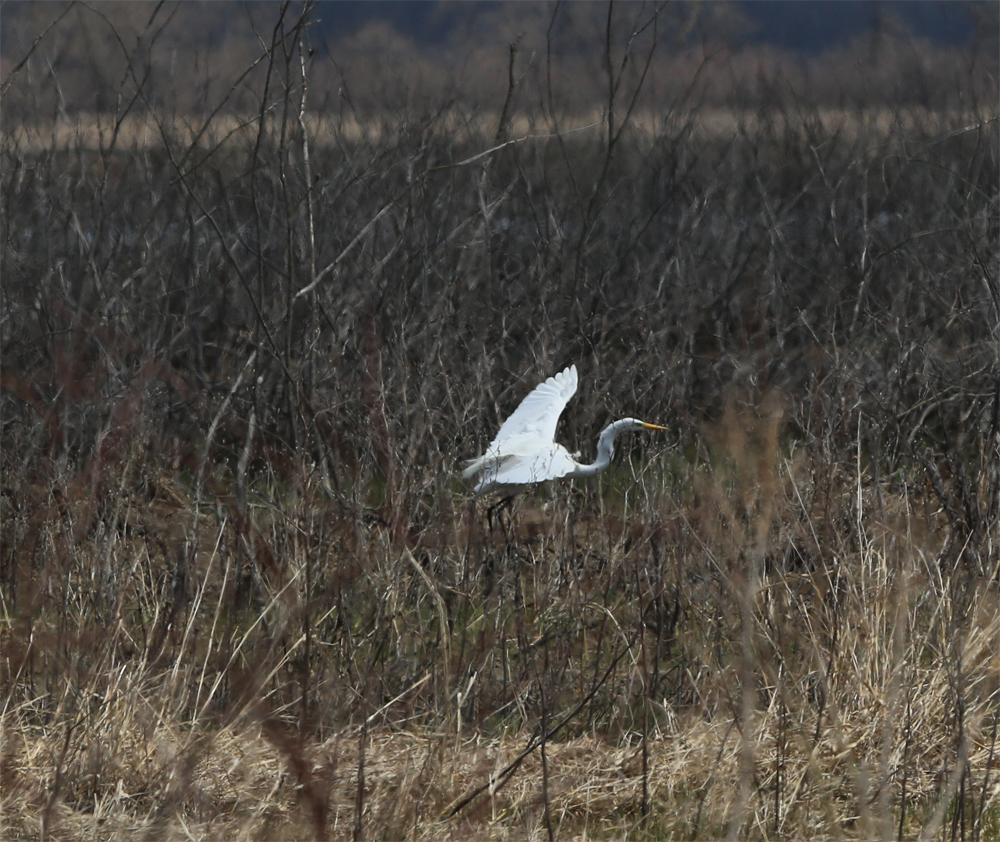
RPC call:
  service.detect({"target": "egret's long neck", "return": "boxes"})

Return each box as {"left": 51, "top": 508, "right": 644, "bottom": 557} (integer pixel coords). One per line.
{"left": 569, "top": 420, "right": 630, "bottom": 477}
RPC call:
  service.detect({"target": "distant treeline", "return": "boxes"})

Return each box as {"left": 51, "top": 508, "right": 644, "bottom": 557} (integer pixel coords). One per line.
{"left": 2, "top": 1, "right": 998, "bottom": 122}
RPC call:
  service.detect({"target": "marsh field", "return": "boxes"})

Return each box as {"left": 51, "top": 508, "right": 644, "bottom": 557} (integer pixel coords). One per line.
{"left": 2, "top": 3, "right": 999, "bottom": 840}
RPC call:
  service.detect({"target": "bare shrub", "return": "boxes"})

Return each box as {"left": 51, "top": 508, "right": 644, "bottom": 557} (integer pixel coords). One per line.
{"left": 2, "top": 3, "right": 998, "bottom": 839}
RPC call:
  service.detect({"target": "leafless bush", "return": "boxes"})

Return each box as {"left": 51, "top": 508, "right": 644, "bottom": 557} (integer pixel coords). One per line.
{"left": 2, "top": 3, "right": 998, "bottom": 839}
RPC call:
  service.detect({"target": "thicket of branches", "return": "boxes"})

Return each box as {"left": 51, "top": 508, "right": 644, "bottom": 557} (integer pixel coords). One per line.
{"left": 1, "top": 3, "right": 998, "bottom": 840}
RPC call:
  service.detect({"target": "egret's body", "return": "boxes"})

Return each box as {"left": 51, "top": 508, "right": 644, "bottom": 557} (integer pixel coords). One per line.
{"left": 463, "top": 365, "right": 666, "bottom": 495}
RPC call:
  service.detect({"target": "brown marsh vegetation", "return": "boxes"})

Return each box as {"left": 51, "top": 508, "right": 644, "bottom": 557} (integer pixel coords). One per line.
{"left": 1, "top": 3, "right": 998, "bottom": 839}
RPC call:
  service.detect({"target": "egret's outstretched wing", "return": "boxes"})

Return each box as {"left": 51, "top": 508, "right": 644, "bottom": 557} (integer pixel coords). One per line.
{"left": 489, "top": 365, "right": 578, "bottom": 450}
{"left": 473, "top": 444, "right": 580, "bottom": 495}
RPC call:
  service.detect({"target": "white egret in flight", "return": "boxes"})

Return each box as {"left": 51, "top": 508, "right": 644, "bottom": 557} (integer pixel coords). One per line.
{"left": 463, "top": 365, "right": 667, "bottom": 495}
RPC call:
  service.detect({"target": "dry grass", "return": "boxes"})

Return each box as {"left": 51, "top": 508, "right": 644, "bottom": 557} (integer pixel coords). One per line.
{"left": 2, "top": 4, "right": 999, "bottom": 840}
{"left": 2, "top": 107, "right": 988, "bottom": 153}
{"left": 2, "top": 403, "right": 998, "bottom": 840}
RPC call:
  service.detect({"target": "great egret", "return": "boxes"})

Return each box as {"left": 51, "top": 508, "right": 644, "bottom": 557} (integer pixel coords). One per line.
{"left": 463, "top": 365, "right": 667, "bottom": 495}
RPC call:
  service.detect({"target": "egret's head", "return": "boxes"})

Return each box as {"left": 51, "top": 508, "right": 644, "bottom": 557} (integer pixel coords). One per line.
{"left": 617, "top": 418, "right": 668, "bottom": 432}
{"left": 598, "top": 418, "right": 668, "bottom": 458}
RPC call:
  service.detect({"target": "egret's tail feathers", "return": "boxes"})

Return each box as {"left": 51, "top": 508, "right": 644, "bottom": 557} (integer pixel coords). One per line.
{"left": 461, "top": 456, "right": 487, "bottom": 479}
{"left": 463, "top": 452, "right": 511, "bottom": 482}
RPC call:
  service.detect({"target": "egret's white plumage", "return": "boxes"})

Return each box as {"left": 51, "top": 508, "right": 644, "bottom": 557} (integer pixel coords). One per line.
{"left": 463, "top": 365, "right": 666, "bottom": 495}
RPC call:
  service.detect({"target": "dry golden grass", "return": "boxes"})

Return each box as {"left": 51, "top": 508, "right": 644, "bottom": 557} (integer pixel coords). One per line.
{"left": 2, "top": 107, "right": 989, "bottom": 155}
{"left": 2, "top": 12, "right": 997, "bottom": 834}
{"left": 3, "top": 391, "right": 998, "bottom": 841}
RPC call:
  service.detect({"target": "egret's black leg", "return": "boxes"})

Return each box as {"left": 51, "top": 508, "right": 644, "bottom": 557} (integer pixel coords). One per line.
{"left": 486, "top": 495, "right": 515, "bottom": 533}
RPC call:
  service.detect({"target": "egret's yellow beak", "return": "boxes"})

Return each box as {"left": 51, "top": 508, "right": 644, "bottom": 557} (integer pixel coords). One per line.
{"left": 641, "top": 422, "right": 669, "bottom": 431}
